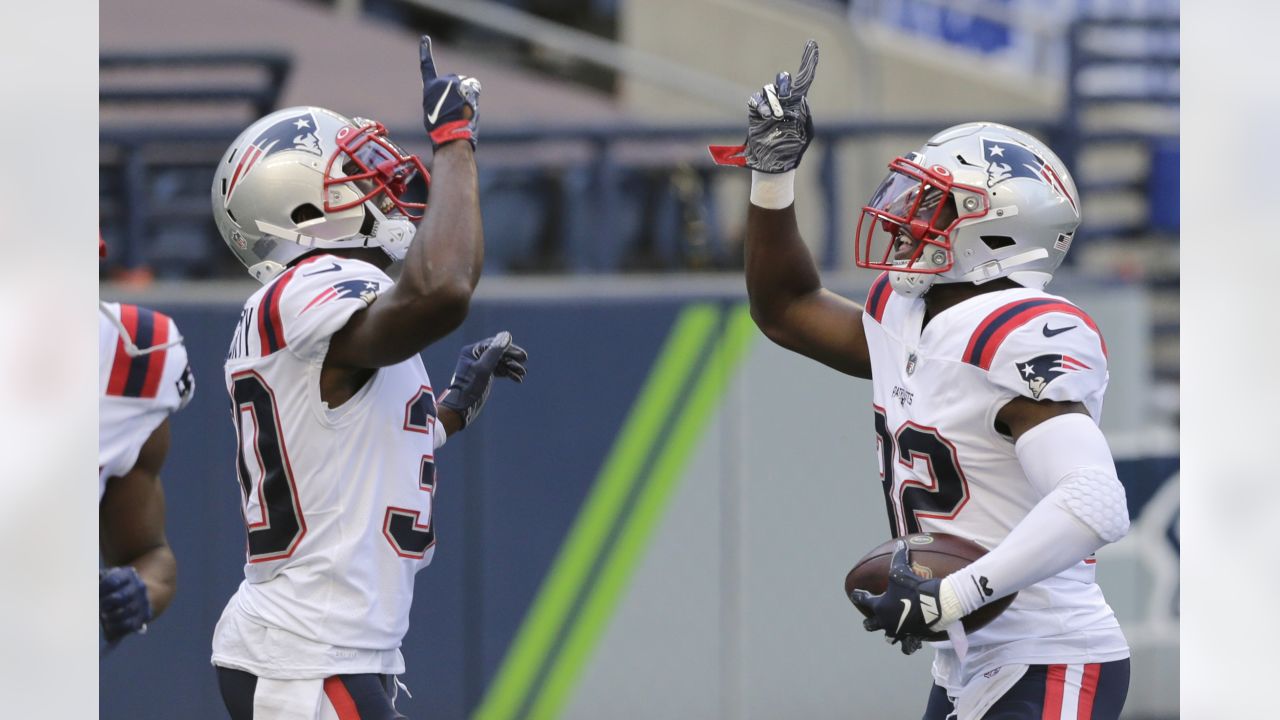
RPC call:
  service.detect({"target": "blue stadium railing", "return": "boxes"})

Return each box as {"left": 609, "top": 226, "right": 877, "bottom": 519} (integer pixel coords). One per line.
{"left": 100, "top": 119, "right": 1061, "bottom": 277}
{"left": 1063, "top": 17, "right": 1179, "bottom": 242}
{"left": 100, "top": 52, "right": 291, "bottom": 119}
{"left": 99, "top": 18, "right": 1177, "bottom": 278}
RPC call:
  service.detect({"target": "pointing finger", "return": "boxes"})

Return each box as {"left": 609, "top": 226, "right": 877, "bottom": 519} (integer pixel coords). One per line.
{"left": 792, "top": 39, "right": 820, "bottom": 96}
{"left": 420, "top": 35, "right": 438, "bottom": 82}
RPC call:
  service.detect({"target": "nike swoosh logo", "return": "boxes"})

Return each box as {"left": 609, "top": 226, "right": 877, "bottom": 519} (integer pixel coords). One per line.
{"left": 302, "top": 262, "right": 342, "bottom": 276}
{"left": 894, "top": 599, "right": 913, "bottom": 635}
{"left": 425, "top": 81, "right": 453, "bottom": 124}
{"left": 1042, "top": 324, "right": 1077, "bottom": 337}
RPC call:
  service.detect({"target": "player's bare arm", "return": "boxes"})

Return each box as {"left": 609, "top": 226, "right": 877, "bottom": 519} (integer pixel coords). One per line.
{"left": 321, "top": 36, "right": 486, "bottom": 427}
{"left": 713, "top": 40, "right": 871, "bottom": 378}
{"left": 317, "top": 37, "right": 522, "bottom": 434}
{"left": 745, "top": 202, "right": 872, "bottom": 378}
{"left": 324, "top": 139, "right": 482, "bottom": 370}
{"left": 326, "top": 39, "right": 485, "bottom": 372}
{"left": 100, "top": 418, "right": 177, "bottom": 638}
{"left": 995, "top": 396, "right": 1089, "bottom": 440}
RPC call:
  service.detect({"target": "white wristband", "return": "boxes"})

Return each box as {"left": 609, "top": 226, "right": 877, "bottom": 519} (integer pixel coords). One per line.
{"left": 750, "top": 170, "right": 796, "bottom": 210}
{"left": 434, "top": 421, "right": 448, "bottom": 450}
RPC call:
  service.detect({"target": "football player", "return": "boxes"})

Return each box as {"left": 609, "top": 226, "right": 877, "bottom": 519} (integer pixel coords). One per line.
{"left": 712, "top": 41, "right": 1132, "bottom": 719}
{"left": 207, "top": 37, "right": 527, "bottom": 719}
{"left": 99, "top": 237, "right": 196, "bottom": 650}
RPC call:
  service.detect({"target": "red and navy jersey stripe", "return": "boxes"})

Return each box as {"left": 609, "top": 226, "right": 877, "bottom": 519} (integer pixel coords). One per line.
{"left": 255, "top": 257, "right": 326, "bottom": 355}
{"left": 865, "top": 272, "right": 892, "bottom": 323}
{"left": 256, "top": 268, "right": 296, "bottom": 355}
{"left": 963, "top": 298, "right": 1107, "bottom": 370}
{"left": 106, "top": 305, "right": 171, "bottom": 399}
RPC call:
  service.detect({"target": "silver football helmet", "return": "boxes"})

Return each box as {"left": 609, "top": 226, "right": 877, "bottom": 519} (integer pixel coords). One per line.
{"left": 855, "top": 122, "right": 1081, "bottom": 298}
{"left": 211, "top": 106, "right": 429, "bottom": 283}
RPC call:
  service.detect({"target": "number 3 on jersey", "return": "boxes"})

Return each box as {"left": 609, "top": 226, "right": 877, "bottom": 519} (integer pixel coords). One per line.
{"left": 384, "top": 387, "right": 438, "bottom": 558}
{"left": 873, "top": 406, "right": 970, "bottom": 537}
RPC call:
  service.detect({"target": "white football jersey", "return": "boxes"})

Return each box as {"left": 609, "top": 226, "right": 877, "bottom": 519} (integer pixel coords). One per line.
{"left": 860, "top": 272, "right": 1129, "bottom": 693}
{"left": 99, "top": 303, "right": 194, "bottom": 499}
{"left": 211, "top": 255, "right": 441, "bottom": 679}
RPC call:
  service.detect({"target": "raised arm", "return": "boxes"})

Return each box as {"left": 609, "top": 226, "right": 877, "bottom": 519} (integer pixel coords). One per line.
{"left": 745, "top": 201, "right": 871, "bottom": 378}
{"left": 712, "top": 40, "right": 871, "bottom": 378}
{"left": 328, "top": 36, "right": 485, "bottom": 369}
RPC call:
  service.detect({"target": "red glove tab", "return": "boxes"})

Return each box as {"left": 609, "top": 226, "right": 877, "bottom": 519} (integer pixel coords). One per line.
{"left": 430, "top": 119, "right": 475, "bottom": 148}
{"left": 708, "top": 144, "right": 748, "bottom": 167}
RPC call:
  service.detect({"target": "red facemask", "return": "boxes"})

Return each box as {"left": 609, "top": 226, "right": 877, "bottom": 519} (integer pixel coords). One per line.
{"left": 324, "top": 120, "right": 429, "bottom": 221}
{"left": 854, "top": 157, "right": 987, "bottom": 274}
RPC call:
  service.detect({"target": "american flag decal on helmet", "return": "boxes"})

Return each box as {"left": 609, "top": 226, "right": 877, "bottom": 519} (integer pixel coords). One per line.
{"left": 225, "top": 112, "right": 322, "bottom": 208}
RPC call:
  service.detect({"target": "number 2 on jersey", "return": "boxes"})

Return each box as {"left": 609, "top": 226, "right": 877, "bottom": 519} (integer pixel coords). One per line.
{"left": 873, "top": 406, "right": 969, "bottom": 537}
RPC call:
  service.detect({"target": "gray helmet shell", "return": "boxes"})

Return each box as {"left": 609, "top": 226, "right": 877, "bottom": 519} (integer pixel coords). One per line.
{"left": 211, "top": 106, "right": 418, "bottom": 283}
{"left": 862, "top": 122, "right": 1081, "bottom": 298}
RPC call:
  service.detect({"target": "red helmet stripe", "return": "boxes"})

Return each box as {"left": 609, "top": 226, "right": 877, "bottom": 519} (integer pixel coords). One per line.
{"left": 225, "top": 145, "right": 263, "bottom": 207}
{"left": 1041, "top": 164, "right": 1077, "bottom": 210}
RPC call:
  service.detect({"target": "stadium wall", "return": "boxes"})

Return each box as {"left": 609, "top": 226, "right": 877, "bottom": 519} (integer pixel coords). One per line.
{"left": 99, "top": 278, "right": 1177, "bottom": 719}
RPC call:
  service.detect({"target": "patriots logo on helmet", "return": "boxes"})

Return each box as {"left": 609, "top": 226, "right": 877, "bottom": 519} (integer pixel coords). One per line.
{"left": 225, "top": 112, "right": 322, "bottom": 208}
{"left": 252, "top": 112, "right": 323, "bottom": 158}
{"left": 983, "top": 138, "right": 1048, "bottom": 188}
{"left": 1015, "top": 353, "right": 1090, "bottom": 399}
{"left": 982, "top": 137, "right": 1078, "bottom": 210}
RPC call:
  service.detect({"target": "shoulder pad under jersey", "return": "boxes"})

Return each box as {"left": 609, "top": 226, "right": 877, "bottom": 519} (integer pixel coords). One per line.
{"left": 102, "top": 304, "right": 194, "bottom": 411}
{"left": 253, "top": 255, "right": 391, "bottom": 362}
{"left": 962, "top": 296, "right": 1109, "bottom": 405}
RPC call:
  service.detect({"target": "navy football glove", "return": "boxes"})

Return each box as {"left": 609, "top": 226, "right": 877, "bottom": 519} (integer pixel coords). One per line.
{"left": 438, "top": 331, "right": 527, "bottom": 430}
{"left": 420, "top": 35, "right": 482, "bottom": 150}
{"left": 849, "top": 540, "right": 955, "bottom": 655}
{"left": 709, "top": 39, "right": 819, "bottom": 173}
{"left": 99, "top": 566, "right": 151, "bottom": 643}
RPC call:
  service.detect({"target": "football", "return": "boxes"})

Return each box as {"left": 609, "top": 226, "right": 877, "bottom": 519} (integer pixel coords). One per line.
{"left": 844, "top": 532, "right": 1017, "bottom": 641}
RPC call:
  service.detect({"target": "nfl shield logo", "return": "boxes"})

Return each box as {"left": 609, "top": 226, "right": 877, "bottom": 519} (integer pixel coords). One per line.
{"left": 905, "top": 352, "right": 918, "bottom": 376}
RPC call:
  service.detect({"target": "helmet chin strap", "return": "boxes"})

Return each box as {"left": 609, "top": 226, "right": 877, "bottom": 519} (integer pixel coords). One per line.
{"left": 370, "top": 214, "right": 415, "bottom": 262}
{"left": 888, "top": 248, "right": 1051, "bottom": 298}
{"left": 253, "top": 205, "right": 417, "bottom": 265}
{"left": 956, "top": 248, "right": 1050, "bottom": 285}
{"left": 888, "top": 245, "right": 948, "bottom": 298}
{"left": 889, "top": 270, "right": 936, "bottom": 298}
{"left": 247, "top": 260, "right": 288, "bottom": 284}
